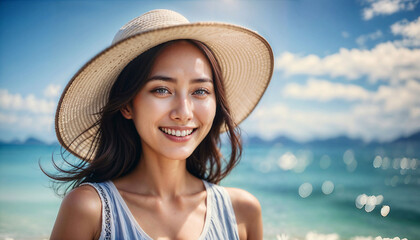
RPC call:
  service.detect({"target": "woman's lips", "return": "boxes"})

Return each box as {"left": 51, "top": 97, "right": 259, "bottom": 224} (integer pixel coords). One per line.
{"left": 159, "top": 127, "right": 197, "bottom": 142}
{"left": 159, "top": 127, "right": 194, "bottom": 137}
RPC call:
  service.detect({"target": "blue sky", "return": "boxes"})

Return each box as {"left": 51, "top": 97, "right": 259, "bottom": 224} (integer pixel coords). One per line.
{"left": 0, "top": 0, "right": 419, "bottom": 143}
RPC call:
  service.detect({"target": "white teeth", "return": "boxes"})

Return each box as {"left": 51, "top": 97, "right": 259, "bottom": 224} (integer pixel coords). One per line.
{"left": 160, "top": 128, "right": 194, "bottom": 137}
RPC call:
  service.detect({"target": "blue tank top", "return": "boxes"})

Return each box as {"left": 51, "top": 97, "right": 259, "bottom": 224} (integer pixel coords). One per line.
{"left": 81, "top": 180, "right": 240, "bottom": 240}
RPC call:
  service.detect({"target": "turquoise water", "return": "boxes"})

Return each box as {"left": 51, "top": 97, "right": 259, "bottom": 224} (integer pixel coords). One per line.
{"left": 0, "top": 145, "right": 61, "bottom": 240}
{"left": 0, "top": 143, "right": 419, "bottom": 240}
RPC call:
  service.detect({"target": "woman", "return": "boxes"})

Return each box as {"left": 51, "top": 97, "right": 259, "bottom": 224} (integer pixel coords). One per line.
{"left": 47, "top": 9, "right": 273, "bottom": 240}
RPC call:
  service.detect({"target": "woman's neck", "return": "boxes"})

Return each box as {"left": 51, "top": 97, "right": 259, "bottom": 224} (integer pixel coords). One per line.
{"left": 115, "top": 151, "right": 200, "bottom": 200}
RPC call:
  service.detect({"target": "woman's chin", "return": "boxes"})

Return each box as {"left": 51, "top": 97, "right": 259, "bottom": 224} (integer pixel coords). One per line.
{"left": 172, "top": 153, "right": 195, "bottom": 161}
{"left": 159, "top": 148, "right": 196, "bottom": 161}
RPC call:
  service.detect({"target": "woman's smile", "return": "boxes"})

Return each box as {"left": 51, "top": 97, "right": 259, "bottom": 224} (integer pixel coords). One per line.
{"left": 159, "top": 127, "right": 196, "bottom": 137}
{"left": 158, "top": 126, "right": 198, "bottom": 142}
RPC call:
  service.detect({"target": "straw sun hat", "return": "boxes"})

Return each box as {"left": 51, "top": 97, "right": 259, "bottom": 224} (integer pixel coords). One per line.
{"left": 56, "top": 9, "right": 274, "bottom": 160}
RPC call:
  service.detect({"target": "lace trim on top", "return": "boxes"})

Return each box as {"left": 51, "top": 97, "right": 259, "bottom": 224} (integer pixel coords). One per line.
{"left": 97, "top": 184, "right": 112, "bottom": 240}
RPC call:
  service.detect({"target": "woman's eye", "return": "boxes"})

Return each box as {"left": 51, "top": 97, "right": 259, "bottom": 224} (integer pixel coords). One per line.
{"left": 152, "top": 87, "right": 170, "bottom": 95}
{"left": 193, "top": 88, "right": 210, "bottom": 96}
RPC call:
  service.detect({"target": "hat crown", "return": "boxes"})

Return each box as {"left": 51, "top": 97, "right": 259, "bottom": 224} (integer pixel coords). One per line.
{"left": 112, "top": 9, "right": 190, "bottom": 44}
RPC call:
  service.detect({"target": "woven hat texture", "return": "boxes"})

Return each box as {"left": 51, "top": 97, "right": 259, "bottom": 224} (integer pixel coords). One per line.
{"left": 56, "top": 9, "right": 274, "bottom": 160}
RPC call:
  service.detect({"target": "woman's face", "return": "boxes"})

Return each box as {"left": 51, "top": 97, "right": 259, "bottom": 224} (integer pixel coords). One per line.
{"left": 122, "top": 41, "right": 217, "bottom": 161}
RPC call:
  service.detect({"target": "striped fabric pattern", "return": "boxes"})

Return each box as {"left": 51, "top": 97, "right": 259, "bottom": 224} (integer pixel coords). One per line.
{"left": 81, "top": 180, "right": 239, "bottom": 240}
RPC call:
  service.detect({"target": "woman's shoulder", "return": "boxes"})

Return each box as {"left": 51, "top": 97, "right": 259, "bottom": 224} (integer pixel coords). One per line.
{"left": 224, "top": 187, "right": 263, "bottom": 240}
{"left": 224, "top": 187, "right": 261, "bottom": 218}
{"left": 63, "top": 184, "right": 102, "bottom": 213}
{"left": 50, "top": 185, "right": 102, "bottom": 240}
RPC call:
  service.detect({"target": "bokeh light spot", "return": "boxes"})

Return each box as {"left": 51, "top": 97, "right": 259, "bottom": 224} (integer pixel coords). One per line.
{"left": 410, "top": 158, "right": 418, "bottom": 170}
{"left": 343, "top": 149, "right": 355, "bottom": 165}
{"left": 393, "top": 158, "right": 401, "bottom": 170}
{"left": 373, "top": 156, "right": 382, "bottom": 168}
{"left": 381, "top": 205, "right": 390, "bottom": 217}
{"left": 321, "top": 181, "right": 334, "bottom": 195}
{"left": 382, "top": 157, "right": 390, "bottom": 169}
{"left": 400, "top": 158, "right": 409, "bottom": 169}
{"left": 365, "top": 196, "right": 377, "bottom": 212}
{"left": 294, "top": 149, "right": 313, "bottom": 173}
{"left": 356, "top": 194, "right": 368, "bottom": 209}
{"left": 277, "top": 152, "right": 297, "bottom": 171}
{"left": 375, "top": 195, "right": 384, "bottom": 205}
{"left": 299, "top": 182, "right": 313, "bottom": 198}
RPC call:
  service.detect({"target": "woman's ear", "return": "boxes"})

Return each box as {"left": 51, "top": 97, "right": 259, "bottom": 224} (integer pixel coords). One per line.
{"left": 120, "top": 104, "right": 133, "bottom": 119}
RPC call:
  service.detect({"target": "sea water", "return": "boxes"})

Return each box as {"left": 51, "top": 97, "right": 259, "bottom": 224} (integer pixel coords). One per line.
{"left": 0, "top": 143, "right": 419, "bottom": 240}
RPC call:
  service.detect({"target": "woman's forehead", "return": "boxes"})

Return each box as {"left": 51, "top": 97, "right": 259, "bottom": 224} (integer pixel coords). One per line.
{"left": 148, "top": 41, "right": 213, "bottom": 79}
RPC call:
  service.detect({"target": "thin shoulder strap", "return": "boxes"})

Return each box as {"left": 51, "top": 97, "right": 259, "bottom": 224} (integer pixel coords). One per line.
{"left": 80, "top": 182, "right": 113, "bottom": 240}
{"left": 202, "top": 181, "right": 240, "bottom": 239}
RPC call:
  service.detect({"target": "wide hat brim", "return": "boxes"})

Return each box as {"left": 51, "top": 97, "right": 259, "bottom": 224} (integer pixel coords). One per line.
{"left": 56, "top": 21, "right": 274, "bottom": 161}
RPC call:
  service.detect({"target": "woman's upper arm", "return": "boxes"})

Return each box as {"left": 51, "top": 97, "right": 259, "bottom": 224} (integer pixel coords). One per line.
{"left": 226, "top": 188, "right": 263, "bottom": 240}
{"left": 50, "top": 185, "right": 102, "bottom": 240}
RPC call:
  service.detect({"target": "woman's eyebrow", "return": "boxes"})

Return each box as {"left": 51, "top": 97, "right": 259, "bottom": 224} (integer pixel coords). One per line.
{"left": 147, "top": 75, "right": 213, "bottom": 83}
{"left": 191, "top": 78, "right": 213, "bottom": 84}
{"left": 147, "top": 75, "right": 175, "bottom": 82}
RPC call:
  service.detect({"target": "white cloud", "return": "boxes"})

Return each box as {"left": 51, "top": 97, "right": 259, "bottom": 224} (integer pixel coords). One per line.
{"left": 392, "top": 37, "right": 420, "bottom": 47}
{"left": 0, "top": 112, "right": 54, "bottom": 132}
{"left": 282, "top": 78, "right": 372, "bottom": 102}
{"left": 0, "top": 110, "right": 55, "bottom": 142}
{"left": 0, "top": 86, "right": 59, "bottom": 142}
{"left": 0, "top": 89, "right": 56, "bottom": 114}
{"left": 373, "top": 80, "right": 420, "bottom": 112}
{"left": 362, "top": 0, "right": 419, "bottom": 20}
{"left": 246, "top": 104, "right": 351, "bottom": 142}
{"left": 0, "top": 112, "right": 18, "bottom": 125}
{"left": 247, "top": 102, "right": 420, "bottom": 143}
{"left": 411, "top": 107, "right": 420, "bottom": 118}
{"left": 391, "top": 16, "right": 420, "bottom": 47}
{"left": 43, "top": 84, "right": 61, "bottom": 98}
{"left": 356, "top": 30, "right": 383, "bottom": 48}
{"left": 275, "top": 42, "right": 420, "bottom": 83}
{"left": 246, "top": 80, "right": 420, "bottom": 142}
{"left": 391, "top": 16, "right": 420, "bottom": 38}
{"left": 252, "top": 4, "right": 420, "bottom": 142}
{"left": 283, "top": 79, "right": 420, "bottom": 109}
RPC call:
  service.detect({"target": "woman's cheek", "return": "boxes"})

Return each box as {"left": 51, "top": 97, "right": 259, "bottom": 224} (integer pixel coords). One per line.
{"left": 197, "top": 98, "right": 217, "bottom": 124}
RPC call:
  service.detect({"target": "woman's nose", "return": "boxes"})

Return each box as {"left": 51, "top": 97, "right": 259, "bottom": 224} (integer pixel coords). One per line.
{"left": 170, "top": 94, "right": 193, "bottom": 123}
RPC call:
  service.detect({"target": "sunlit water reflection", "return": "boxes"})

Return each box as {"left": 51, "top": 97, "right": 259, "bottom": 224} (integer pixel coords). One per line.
{"left": 223, "top": 142, "right": 420, "bottom": 240}
{"left": 0, "top": 142, "right": 419, "bottom": 240}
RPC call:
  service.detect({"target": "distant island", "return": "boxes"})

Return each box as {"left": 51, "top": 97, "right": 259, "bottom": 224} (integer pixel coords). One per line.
{"left": 242, "top": 130, "right": 420, "bottom": 147}
{"left": 0, "top": 137, "right": 58, "bottom": 146}
{"left": 1, "top": 131, "right": 420, "bottom": 147}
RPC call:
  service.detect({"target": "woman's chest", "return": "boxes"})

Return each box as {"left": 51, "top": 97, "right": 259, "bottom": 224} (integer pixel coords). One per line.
{"left": 121, "top": 192, "right": 208, "bottom": 239}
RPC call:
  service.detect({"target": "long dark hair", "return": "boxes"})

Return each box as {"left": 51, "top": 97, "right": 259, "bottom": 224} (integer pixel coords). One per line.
{"left": 42, "top": 39, "right": 242, "bottom": 196}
